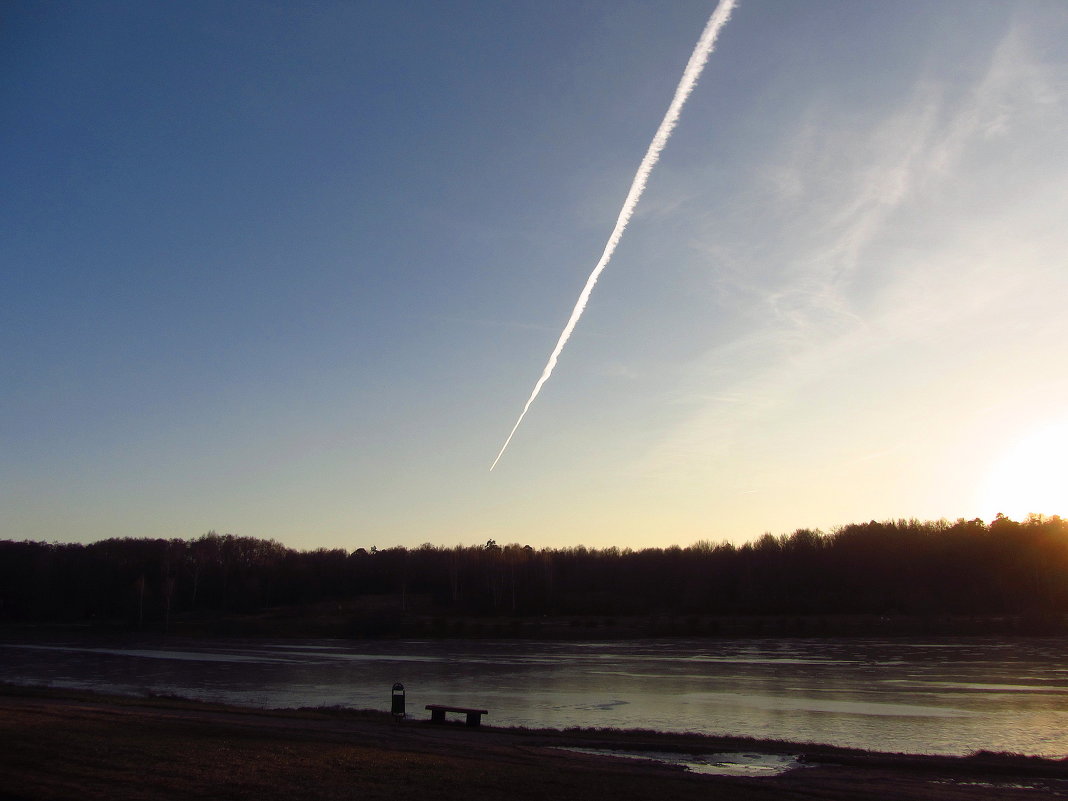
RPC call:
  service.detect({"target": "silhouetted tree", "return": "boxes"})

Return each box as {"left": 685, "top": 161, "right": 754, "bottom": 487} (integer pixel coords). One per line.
{"left": 2, "top": 515, "right": 1067, "bottom": 629}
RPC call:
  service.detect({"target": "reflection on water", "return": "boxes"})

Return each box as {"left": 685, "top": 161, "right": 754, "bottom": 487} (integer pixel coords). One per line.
{"left": 554, "top": 748, "right": 802, "bottom": 776}
{"left": 2, "top": 637, "right": 1068, "bottom": 756}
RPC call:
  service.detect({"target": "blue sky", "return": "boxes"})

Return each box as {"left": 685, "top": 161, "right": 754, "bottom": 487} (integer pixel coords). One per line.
{"left": 4, "top": 1, "right": 1067, "bottom": 550}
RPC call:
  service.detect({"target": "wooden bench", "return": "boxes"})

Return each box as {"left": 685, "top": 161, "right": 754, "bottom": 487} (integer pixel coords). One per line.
{"left": 425, "top": 704, "right": 488, "bottom": 727}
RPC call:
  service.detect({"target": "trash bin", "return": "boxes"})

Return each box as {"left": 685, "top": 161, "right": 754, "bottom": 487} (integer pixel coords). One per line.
{"left": 391, "top": 682, "right": 405, "bottom": 719}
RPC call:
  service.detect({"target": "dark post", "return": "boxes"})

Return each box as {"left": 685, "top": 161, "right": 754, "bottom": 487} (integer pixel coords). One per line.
{"left": 391, "top": 683, "right": 405, "bottom": 720}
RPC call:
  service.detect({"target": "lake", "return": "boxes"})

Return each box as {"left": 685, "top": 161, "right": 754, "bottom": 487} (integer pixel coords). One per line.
{"left": 3, "top": 636, "right": 1067, "bottom": 757}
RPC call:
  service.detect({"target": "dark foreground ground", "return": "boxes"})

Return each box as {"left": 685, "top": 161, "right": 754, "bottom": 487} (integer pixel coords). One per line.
{"left": 2, "top": 685, "right": 1066, "bottom": 801}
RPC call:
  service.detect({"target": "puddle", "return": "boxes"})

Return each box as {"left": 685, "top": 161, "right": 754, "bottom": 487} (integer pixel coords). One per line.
{"left": 555, "top": 748, "right": 801, "bottom": 776}
{"left": 932, "top": 779, "right": 1068, "bottom": 795}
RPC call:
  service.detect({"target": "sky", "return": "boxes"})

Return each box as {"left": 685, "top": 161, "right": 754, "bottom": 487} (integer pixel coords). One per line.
{"left": 3, "top": 0, "right": 1067, "bottom": 552}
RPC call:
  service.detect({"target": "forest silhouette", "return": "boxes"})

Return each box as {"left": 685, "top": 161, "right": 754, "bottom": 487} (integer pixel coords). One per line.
{"left": 2, "top": 515, "right": 1066, "bottom": 636}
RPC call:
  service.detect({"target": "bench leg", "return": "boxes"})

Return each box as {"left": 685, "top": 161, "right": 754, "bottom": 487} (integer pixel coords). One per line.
{"left": 465, "top": 712, "right": 481, "bottom": 727}
{"left": 430, "top": 708, "right": 445, "bottom": 723}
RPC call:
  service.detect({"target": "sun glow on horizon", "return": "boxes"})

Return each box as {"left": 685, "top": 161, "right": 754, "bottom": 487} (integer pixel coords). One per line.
{"left": 980, "top": 419, "right": 1068, "bottom": 522}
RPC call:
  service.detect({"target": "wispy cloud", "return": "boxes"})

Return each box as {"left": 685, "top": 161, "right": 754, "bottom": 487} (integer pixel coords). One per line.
{"left": 644, "top": 17, "right": 1068, "bottom": 481}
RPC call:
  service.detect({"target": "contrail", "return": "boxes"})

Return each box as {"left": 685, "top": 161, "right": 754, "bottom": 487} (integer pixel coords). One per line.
{"left": 491, "top": 0, "right": 737, "bottom": 471}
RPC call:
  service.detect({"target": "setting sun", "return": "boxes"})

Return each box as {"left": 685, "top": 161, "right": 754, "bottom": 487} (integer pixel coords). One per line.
{"left": 981, "top": 419, "right": 1068, "bottom": 521}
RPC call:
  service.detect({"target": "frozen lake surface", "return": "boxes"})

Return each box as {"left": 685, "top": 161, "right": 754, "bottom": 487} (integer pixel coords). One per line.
{"left": 3, "top": 636, "right": 1068, "bottom": 756}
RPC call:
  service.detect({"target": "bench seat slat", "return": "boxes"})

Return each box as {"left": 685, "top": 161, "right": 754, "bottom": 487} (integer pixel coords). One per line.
{"left": 425, "top": 704, "right": 488, "bottom": 714}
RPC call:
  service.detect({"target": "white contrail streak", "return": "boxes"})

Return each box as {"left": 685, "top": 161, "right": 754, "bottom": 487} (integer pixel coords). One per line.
{"left": 491, "top": 0, "right": 737, "bottom": 471}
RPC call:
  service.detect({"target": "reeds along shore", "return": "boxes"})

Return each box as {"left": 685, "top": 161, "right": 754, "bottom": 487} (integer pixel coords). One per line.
{"left": 2, "top": 685, "right": 1067, "bottom": 801}
{"left": 4, "top": 610, "right": 1063, "bottom": 640}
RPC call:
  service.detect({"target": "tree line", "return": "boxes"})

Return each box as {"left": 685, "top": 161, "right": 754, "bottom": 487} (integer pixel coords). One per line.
{"left": 1, "top": 514, "right": 1066, "bottom": 632}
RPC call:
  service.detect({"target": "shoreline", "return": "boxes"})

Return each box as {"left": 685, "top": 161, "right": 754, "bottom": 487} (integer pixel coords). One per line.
{"left": 5, "top": 610, "right": 1066, "bottom": 640}
{"left": 2, "top": 684, "right": 1066, "bottom": 800}
{"left": 5, "top": 634, "right": 1068, "bottom": 760}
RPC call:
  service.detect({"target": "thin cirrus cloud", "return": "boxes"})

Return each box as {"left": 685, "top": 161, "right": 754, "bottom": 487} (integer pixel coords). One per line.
{"left": 640, "top": 20, "right": 1068, "bottom": 506}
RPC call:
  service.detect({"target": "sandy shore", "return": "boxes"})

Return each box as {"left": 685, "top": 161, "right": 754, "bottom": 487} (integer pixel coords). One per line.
{"left": 2, "top": 685, "right": 1065, "bottom": 800}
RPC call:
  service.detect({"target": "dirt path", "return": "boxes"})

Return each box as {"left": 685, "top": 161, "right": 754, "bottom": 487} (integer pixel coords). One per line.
{"left": 1, "top": 687, "right": 1064, "bottom": 800}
